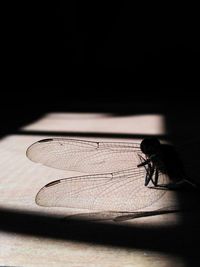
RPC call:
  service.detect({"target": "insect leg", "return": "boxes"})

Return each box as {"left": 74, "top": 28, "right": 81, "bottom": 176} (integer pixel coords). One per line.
{"left": 137, "top": 158, "right": 151, "bottom": 167}
{"left": 137, "top": 154, "right": 155, "bottom": 186}
{"left": 152, "top": 167, "right": 159, "bottom": 186}
{"left": 145, "top": 162, "right": 155, "bottom": 186}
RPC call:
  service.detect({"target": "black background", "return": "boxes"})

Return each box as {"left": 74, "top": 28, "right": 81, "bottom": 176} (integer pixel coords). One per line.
{"left": 1, "top": 1, "right": 199, "bottom": 132}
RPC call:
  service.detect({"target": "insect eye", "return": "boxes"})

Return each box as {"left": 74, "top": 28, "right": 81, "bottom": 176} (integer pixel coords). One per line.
{"left": 140, "top": 137, "right": 161, "bottom": 155}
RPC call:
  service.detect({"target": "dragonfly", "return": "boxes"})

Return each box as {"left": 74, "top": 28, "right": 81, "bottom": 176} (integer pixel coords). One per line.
{"left": 26, "top": 137, "right": 195, "bottom": 213}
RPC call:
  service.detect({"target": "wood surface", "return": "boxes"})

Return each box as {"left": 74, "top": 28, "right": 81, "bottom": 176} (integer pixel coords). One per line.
{"left": 0, "top": 112, "right": 199, "bottom": 267}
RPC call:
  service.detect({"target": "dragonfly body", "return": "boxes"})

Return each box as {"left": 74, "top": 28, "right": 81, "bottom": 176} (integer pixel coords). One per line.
{"left": 138, "top": 137, "right": 195, "bottom": 188}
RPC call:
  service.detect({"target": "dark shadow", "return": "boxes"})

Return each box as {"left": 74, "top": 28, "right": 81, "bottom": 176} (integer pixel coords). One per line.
{"left": 18, "top": 129, "right": 167, "bottom": 140}
{"left": 165, "top": 100, "right": 200, "bottom": 267}
{"left": 0, "top": 109, "right": 45, "bottom": 139}
{"left": 0, "top": 204, "right": 199, "bottom": 257}
{"left": 165, "top": 102, "right": 200, "bottom": 186}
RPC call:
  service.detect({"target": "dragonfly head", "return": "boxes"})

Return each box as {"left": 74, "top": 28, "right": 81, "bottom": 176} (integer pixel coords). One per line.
{"left": 140, "top": 137, "right": 161, "bottom": 156}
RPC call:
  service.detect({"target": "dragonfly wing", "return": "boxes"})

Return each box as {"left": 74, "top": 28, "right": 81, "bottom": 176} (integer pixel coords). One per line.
{"left": 36, "top": 168, "right": 168, "bottom": 212}
{"left": 27, "top": 138, "right": 141, "bottom": 173}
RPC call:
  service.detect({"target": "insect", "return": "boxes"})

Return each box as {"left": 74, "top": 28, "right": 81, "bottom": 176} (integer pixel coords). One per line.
{"left": 26, "top": 137, "right": 194, "bottom": 212}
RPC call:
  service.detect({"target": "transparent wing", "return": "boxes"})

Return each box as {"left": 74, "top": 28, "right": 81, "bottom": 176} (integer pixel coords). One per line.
{"left": 26, "top": 138, "right": 141, "bottom": 173}
{"left": 36, "top": 168, "right": 169, "bottom": 212}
